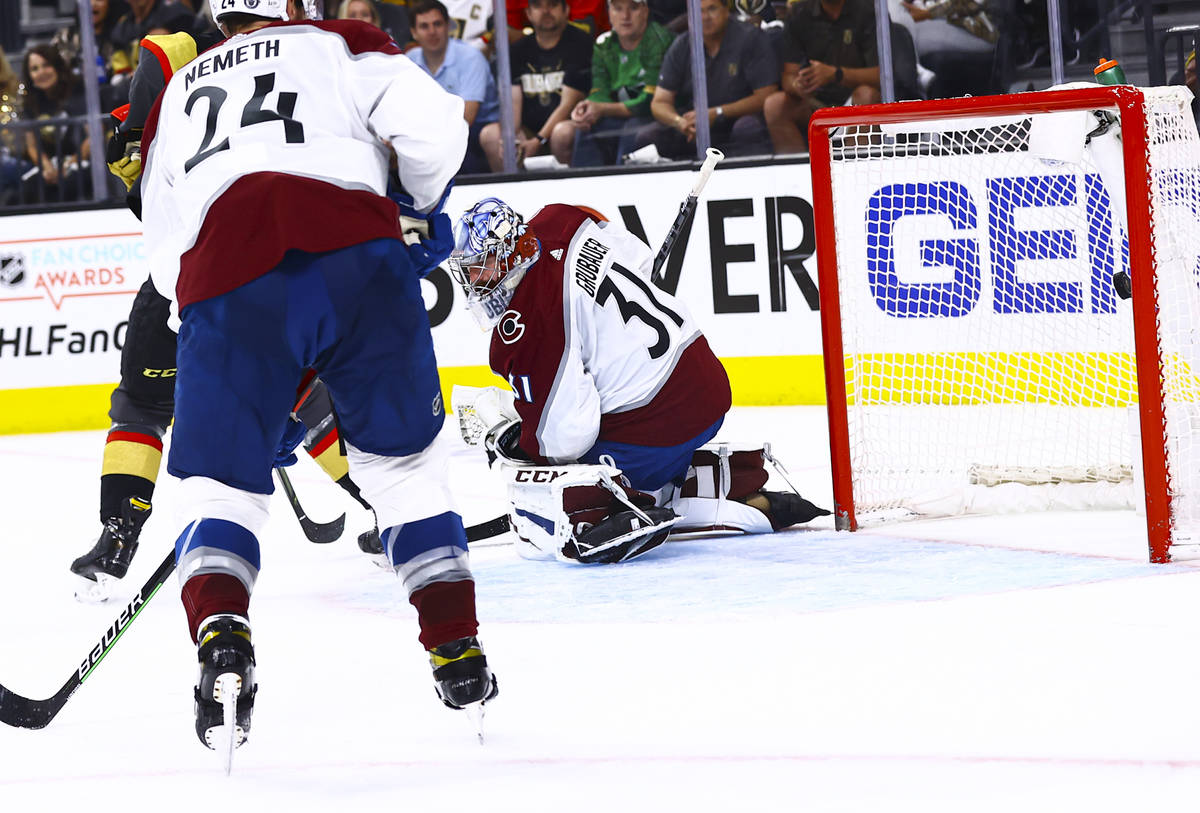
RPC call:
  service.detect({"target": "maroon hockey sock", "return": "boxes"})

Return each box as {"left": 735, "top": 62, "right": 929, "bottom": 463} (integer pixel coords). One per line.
{"left": 181, "top": 573, "right": 250, "bottom": 642}
{"left": 409, "top": 579, "right": 479, "bottom": 650}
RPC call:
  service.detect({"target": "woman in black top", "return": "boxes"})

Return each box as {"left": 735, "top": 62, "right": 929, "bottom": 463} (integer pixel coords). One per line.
{"left": 21, "top": 43, "right": 92, "bottom": 202}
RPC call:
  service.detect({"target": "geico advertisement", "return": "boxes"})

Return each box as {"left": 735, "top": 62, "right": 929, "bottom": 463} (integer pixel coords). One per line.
{"left": 0, "top": 208, "right": 142, "bottom": 388}
{"left": 829, "top": 152, "right": 1142, "bottom": 354}
{"left": 0, "top": 160, "right": 824, "bottom": 388}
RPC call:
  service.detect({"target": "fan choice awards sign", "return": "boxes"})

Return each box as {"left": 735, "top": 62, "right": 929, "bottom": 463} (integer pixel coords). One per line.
{"left": 0, "top": 159, "right": 826, "bottom": 433}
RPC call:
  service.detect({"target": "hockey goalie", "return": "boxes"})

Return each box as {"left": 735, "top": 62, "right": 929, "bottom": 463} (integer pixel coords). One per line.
{"left": 447, "top": 197, "right": 830, "bottom": 564}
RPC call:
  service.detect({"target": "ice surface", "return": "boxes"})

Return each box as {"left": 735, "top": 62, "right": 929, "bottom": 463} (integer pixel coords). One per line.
{"left": 2, "top": 407, "right": 1200, "bottom": 812}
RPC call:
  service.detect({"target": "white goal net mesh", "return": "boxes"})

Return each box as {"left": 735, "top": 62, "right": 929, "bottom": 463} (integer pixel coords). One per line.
{"left": 821, "top": 86, "right": 1200, "bottom": 543}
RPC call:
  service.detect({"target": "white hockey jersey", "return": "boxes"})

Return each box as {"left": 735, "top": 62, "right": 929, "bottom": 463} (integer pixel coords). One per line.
{"left": 489, "top": 204, "right": 731, "bottom": 463}
{"left": 141, "top": 19, "right": 466, "bottom": 309}
{"left": 444, "top": 0, "right": 492, "bottom": 49}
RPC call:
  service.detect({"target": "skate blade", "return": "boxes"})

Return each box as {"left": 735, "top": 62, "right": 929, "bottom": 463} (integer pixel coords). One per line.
{"left": 462, "top": 701, "right": 486, "bottom": 745}
{"left": 73, "top": 572, "right": 120, "bottom": 604}
{"left": 205, "top": 673, "right": 245, "bottom": 775}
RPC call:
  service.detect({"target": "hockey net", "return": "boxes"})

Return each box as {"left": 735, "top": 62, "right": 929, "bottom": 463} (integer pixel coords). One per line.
{"left": 808, "top": 85, "right": 1200, "bottom": 562}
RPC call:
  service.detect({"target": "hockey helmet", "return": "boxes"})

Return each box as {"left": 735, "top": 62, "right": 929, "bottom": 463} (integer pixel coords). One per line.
{"left": 208, "top": 0, "right": 290, "bottom": 23}
{"left": 448, "top": 197, "right": 541, "bottom": 329}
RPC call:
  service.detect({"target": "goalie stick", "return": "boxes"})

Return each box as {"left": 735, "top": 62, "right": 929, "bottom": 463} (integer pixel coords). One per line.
{"left": 651, "top": 147, "right": 723, "bottom": 282}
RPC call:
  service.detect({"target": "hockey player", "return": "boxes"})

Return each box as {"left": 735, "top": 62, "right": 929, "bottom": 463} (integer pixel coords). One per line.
{"left": 140, "top": 1, "right": 496, "bottom": 754}
{"left": 68, "top": 0, "right": 380, "bottom": 601}
{"left": 448, "top": 197, "right": 828, "bottom": 564}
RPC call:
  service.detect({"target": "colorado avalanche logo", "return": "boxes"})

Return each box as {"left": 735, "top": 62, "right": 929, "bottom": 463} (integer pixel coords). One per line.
{"left": 498, "top": 310, "right": 525, "bottom": 344}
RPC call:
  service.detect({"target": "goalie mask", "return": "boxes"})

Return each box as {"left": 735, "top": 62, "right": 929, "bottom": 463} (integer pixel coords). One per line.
{"left": 208, "top": 0, "right": 289, "bottom": 23}
{"left": 448, "top": 197, "right": 541, "bottom": 329}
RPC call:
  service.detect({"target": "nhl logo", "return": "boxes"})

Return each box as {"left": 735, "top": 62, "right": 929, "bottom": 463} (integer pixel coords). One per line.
{"left": 0, "top": 253, "right": 25, "bottom": 287}
{"left": 245, "top": 0, "right": 260, "bottom": 7}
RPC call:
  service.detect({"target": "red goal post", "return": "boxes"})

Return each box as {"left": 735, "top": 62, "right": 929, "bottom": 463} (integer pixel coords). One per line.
{"left": 808, "top": 85, "right": 1200, "bottom": 562}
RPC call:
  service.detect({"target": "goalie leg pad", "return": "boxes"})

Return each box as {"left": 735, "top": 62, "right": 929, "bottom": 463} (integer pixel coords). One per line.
{"left": 673, "top": 442, "right": 830, "bottom": 532}
{"left": 505, "top": 463, "right": 677, "bottom": 564}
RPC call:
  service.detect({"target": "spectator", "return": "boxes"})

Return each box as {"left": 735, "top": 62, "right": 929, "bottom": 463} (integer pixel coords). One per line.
{"left": 109, "top": 0, "right": 197, "bottom": 77}
{"left": 339, "top": 0, "right": 383, "bottom": 24}
{"left": 638, "top": 0, "right": 777, "bottom": 160}
{"left": 552, "top": 0, "right": 674, "bottom": 166}
{"left": 648, "top": 0, "right": 687, "bottom": 33}
{"left": 92, "top": 0, "right": 131, "bottom": 76}
{"left": 0, "top": 46, "right": 28, "bottom": 205}
{"left": 733, "top": 0, "right": 783, "bottom": 62}
{"left": 341, "top": 0, "right": 413, "bottom": 45}
{"left": 504, "top": 0, "right": 610, "bottom": 40}
{"left": 763, "top": 0, "right": 880, "bottom": 154}
{"left": 480, "top": 0, "right": 592, "bottom": 171}
{"left": 1181, "top": 48, "right": 1198, "bottom": 134}
{"left": 20, "top": 44, "right": 92, "bottom": 203}
{"left": 408, "top": 0, "right": 499, "bottom": 172}
{"left": 893, "top": 0, "right": 997, "bottom": 98}
{"left": 438, "top": 0, "right": 494, "bottom": 50}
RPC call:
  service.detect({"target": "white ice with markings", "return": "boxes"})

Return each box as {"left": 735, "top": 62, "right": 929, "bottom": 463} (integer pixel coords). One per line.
{"left": 2, "top": 406, "right": 1200, "bottom": 811}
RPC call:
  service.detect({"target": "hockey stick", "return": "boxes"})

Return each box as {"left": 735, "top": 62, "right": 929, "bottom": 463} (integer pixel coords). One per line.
{"left": 0, "top": 548, "right": 177, "bottom": 730}
{"left": 0, "top": 511, "right": 508, "bottom": 730}
{"left": 651, "top": 147, "right": 724, "bottom": 281}
{"left": 275, "top": 466, "right": 346, "bottom": 544}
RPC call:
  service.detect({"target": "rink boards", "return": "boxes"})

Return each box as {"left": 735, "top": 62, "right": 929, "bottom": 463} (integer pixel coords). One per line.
{"left": 0, "top": 159, "right": 826, "bottom": 433}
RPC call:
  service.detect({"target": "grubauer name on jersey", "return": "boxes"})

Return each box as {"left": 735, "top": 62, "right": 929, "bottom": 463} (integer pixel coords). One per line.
{"left": 490, "top": 205, "right": 731, "bottom": 463}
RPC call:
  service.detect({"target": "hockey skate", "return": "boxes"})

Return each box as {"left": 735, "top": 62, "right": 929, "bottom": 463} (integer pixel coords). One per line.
{"left": 741, "top": 490, "right": 831, "bottom": 530}
{"left": 357, "top": 524, "right": 391, "bottom": 569}
{"left": 429, "top": 636, "right": 498, "bottom": 743}
{"left": 70, "top": 496, "right": 152, "bottom": 602}
{"left": 194, "top": 614, "right": 257, "bottom": 773}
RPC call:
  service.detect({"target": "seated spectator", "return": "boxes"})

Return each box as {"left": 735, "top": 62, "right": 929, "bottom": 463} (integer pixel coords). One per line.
{"left": 733, "top": 0, "right": 783, "bottom": 62}
{"left": 551, "top": 0, "right": 674, "bottom": 166}
{"left": 339, "top": 0, "right": 411, "bottom": 45}
{"left": 763, "top": 0, "right": 881, "bottom": 155}
{"left": 20, "top": 44, "right": 93, "bottom": 203}
{"left": 407, "top": 0, "right": 499, "bottom": 173}
{"left": 92, "top": 0, "right": 130, "bottom": 78}
{"left": 0, "top": 46, "right": 29, "bottom": 206}
{"left": 637, "top": 0, "right": 777, "bottom": 160}
{"left": 339, "top": 0, "right": 384, "bottom": 25}
{"left": 480, "top": 0, "right": 592, "bottom": 171}
{"left": 893, "top": 0, "right": 997, "bottom": 98}
{"left": 505, "top": 0, "right": 610, "bottom": 40}
{"left": 109, "top": 0, "right": 197, "bottom": 79}
{"left": 648, "top": 0, "right": 687, "bottom": 33}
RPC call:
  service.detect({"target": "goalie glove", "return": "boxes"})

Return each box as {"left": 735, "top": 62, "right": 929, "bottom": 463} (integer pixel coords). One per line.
{"left": 453, "top": 384, "right": 519, "bottom": 444}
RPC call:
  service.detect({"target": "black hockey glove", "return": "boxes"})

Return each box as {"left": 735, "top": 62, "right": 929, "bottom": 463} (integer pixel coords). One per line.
{"left": 484, "top": 419, "right": 531, "bottom": 468}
